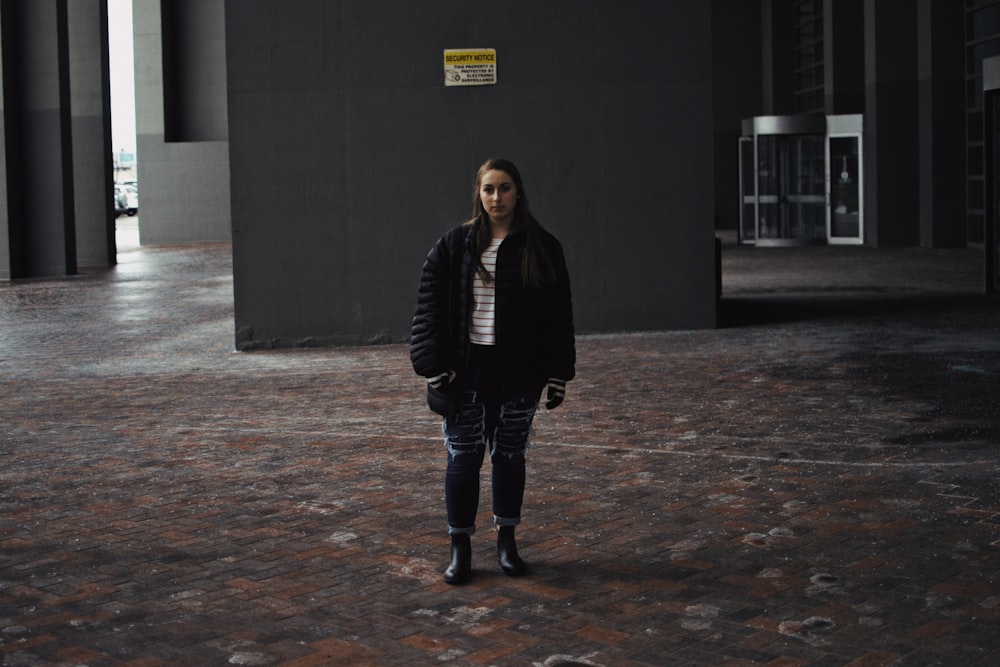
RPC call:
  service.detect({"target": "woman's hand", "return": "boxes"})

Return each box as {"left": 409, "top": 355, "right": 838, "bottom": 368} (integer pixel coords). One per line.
{"left": 544, "top": 378, "right": 566, "bottom": 410}
{"left": 428, "top": 370, "right": 456, "bottom": 389}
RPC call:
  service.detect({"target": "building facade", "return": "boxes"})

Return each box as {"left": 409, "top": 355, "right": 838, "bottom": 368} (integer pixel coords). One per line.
{"left": 1, "top": 1, "right": 992, "bottom": 346}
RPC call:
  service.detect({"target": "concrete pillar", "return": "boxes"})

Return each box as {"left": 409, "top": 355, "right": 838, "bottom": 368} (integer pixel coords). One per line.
{"left": 711, "top": 0, "right": 762, "bottom": 233}
{"left": 917, "top": 0, "right": 965, "bottom": 248}
{"left": 864, "top": 0, "right": 919, "bottom": 247}
{"left": 824, "top": 0, "right": 864, "bottom": 115}
{"left": 761, "top": 0, "right": 795, "bottom": 115}
{"left": 2, "top": 0, "right": 77, "bottom": 277}
{"left": 226, "top": 1, "right": 716, "bottom": 347}
{"left": 0, "top": 6, "right": 11, "bottom": 279}
{"left": 68, "top": 0, "right": 115, "bottom": 267}
{"left": 133, "top": 0, "right": 231, "bottom": 246}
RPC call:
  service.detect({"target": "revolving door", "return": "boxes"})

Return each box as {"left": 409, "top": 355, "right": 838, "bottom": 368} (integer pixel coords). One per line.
{"left": 740, "top": 115, "right": 864, "bottom": 246}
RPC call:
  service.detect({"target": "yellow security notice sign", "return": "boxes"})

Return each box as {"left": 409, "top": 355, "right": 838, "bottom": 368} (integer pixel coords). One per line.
{"left": 444, "top": 48, "right": 497, "bottom": 86}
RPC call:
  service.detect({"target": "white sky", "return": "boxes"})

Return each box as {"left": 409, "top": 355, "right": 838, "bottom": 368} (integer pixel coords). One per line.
{"left": 108, "top": 0, "right": 136, "bottom": 154}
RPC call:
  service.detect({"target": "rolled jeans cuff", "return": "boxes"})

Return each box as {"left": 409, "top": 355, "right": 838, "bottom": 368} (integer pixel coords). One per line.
{"left": 494, "top": 515, "right": 521, "bottom": 527}
{"left": 448, "top": 525, "right": 476, "bottom": 536}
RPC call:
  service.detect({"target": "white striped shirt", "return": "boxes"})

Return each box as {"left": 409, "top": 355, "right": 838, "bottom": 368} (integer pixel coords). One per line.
{"left": 470, "top": 238, "right": 503, "bottom": 345}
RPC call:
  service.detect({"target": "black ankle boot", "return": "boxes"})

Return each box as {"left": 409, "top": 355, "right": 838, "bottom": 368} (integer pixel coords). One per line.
{"left": 444, "top": 534, "right": 472, "bottom": 584}
{"left": 497, "top": 526, "right": 527, "bottom": 576}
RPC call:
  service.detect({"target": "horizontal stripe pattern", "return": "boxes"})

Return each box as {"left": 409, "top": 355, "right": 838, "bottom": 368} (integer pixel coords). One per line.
{"left": 470, "top": 238, "right": 503, "bottom": 345}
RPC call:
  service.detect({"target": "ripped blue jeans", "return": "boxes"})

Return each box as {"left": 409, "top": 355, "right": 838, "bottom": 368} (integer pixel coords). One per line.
{"left": 444, "top": 387, "right": 540, "bottom": 535}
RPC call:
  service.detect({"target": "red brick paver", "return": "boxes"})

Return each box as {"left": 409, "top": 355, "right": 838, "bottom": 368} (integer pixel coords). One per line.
{"left": 1, "top": 238, "right": 998, "bottom": 665}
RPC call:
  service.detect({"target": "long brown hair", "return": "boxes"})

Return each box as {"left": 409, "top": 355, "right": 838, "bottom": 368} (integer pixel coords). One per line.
{"left": 466, "top": 158, "right": 556, "bottom": 287}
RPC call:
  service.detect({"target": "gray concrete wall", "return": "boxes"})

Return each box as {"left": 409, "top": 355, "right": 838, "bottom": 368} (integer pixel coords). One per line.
{"left": 225, "top": 0, "right": 717, "bottom": 349}
{"left": 712, "top": 1, "right": 762, "bottom": 233}
{"left": 161, "top": 0, "right": 228, "bottom": 142}
{"left": 917, "top": 0, "right": 965, "bottom": 249}
{"left": 0, "top": 6, "right": 9, "bottom": 279}
{"left": 68, "top": 0, "right": 115, "bottom": 268}
{"left": 864, "top": 0, "right": 920, "bottom": 247}
{"left": 133, "top": 0, "right": 230, "bottom": 245}
{"left": 15, "top": 0, "right": 76, "bottom": 277}
{"left": 824, "top": 0, "right": 865, "bottom": 115}
{"left": 1, "top": 0, "right": 114, "bottom": 278}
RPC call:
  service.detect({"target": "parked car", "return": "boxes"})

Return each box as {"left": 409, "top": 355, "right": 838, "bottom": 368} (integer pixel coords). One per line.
{"left": 114, "top": 183, "right": 138, "bottom": 217}
{"left": 114, "top": 185, "right": 128, "bottom": 216}
{"left": 122, "top": 183, "right": 138, "bottom": 215}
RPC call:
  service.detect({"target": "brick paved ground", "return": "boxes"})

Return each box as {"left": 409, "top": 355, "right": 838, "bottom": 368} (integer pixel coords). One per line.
{"left": 1, "top": 230, "right": 998, "bottom": 666}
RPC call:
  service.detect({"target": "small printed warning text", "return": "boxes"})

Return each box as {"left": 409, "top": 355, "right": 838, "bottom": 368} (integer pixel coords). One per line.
{"left": 444, "top": 48, "right": 497, "bottom": 87}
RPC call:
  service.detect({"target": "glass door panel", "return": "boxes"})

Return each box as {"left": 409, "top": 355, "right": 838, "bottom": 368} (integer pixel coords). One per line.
{"left": 786, "top": 135, "right": 826, "bottom": 242}
{"left": 828, "top": 135, "right": 863, "bottom": 244}
{"left": 756, "top": 134, "right": 826, "bottom": 245}
{"left": 756, "top": 135, "right": 779, "bottom": 242}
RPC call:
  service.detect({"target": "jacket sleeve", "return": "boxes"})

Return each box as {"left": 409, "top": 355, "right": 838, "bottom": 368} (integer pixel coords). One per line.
{"left": 545, "top": 235, "right": 576, "bottom": 382}
{"left": 410, "top": 233, "right": 452, "bottom": 378}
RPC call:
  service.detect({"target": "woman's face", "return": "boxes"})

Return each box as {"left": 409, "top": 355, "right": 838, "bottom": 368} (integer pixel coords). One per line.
{"left": 479, "top": 169, "right": 518, "bottom": 227}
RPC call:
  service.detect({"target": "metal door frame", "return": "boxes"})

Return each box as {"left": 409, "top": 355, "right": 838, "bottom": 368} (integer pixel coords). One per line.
{"left": 824, "top": 114, "right": 864, "bottom": 245}
{"left": 738, "top": 136, "right": 756, "bottom": 244}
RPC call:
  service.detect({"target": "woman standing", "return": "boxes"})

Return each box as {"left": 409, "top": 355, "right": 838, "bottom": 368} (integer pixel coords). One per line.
{"left": 411, "top": 158, "right": 575, "bottom": 584}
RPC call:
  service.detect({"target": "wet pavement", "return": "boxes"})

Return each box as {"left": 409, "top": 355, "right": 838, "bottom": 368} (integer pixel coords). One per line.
{"left": 1, "top": 230, "right": 998, "bottom": 666}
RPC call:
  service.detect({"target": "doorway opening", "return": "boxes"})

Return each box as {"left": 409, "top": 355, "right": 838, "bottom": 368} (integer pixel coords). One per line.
{"left": 739, "top": 114, "right": 864, "bottom": 247}
{"left": 109, "top": 0, "right": 138, "bottom": 255}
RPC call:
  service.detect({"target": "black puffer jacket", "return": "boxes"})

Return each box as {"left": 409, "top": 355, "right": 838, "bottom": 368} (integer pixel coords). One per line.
{"left": 410, "top": 219, "right": 575, "bottom": 391}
